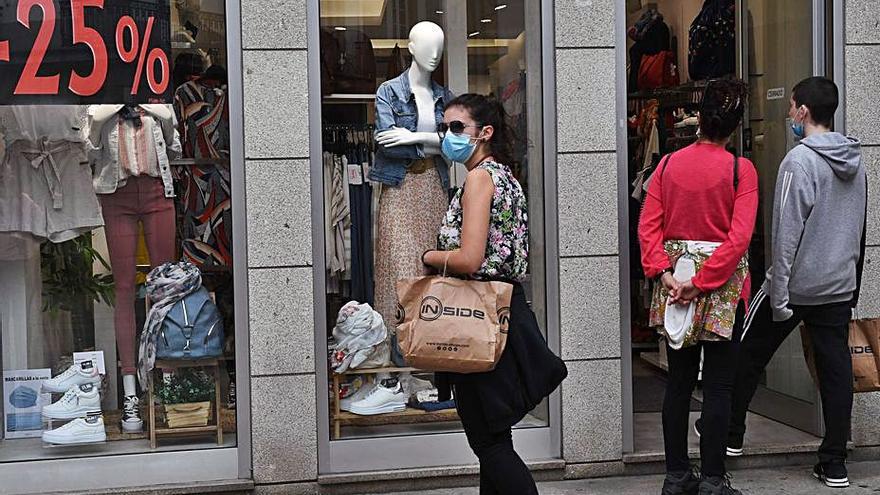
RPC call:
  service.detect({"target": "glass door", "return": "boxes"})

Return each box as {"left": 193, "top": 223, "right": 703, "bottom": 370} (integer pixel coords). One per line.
{"left": 739, "top": 0, "right": 825, "bottom": 435}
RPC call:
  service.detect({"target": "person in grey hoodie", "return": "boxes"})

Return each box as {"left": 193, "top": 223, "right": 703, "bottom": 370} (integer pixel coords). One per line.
{"left": 720, "top": 77, "right": 866, "bottom": 489}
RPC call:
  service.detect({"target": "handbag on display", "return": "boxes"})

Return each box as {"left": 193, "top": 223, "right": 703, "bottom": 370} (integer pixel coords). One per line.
{"left": 801, "top": 318, "right": 880, "bottom": 393}
{"left": 395, "top": 261, "right": 513, "bottom": 374}
{"left": 156, "top": 287, "right": 225, "bottom": 360}
{"left": 638, "top": 50, "right": 679, "bottom": 89}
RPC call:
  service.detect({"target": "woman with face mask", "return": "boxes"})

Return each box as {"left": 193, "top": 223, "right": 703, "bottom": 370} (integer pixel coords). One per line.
{"left": 422, "top": 94, "right": 566, "bottom": 495}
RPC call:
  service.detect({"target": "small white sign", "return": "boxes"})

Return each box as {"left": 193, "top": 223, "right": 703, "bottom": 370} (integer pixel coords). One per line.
{"left": 767, "top": 87, "right": 786, "bottom": 101}
{"left": 74, "top": 351, "right": 106, "bottom": 375}
{"left": 3, "top": 369, "right": 51, "bottom": 439}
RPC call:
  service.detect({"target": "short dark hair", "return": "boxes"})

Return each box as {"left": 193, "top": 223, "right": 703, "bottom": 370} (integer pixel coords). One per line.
{"left": 699, "top": 78, "right": 749, "bottom": 142}
{"left": 792, "top": 76, "right": 838, "bottom": 127}
{"left": 444, "top": 93, "right": 516, "bottom": 165}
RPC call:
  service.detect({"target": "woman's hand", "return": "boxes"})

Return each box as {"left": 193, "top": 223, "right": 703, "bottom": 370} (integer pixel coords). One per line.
{"left": 670, "top": 279, "right": 700, "bottom": 305}
{"left": 660, "top": 272, "right": 680, "bottom": 293}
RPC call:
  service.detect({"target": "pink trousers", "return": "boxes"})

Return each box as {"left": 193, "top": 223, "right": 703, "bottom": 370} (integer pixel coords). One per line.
{"left": 99, "top": 176, "right": 176, "bottom": 374}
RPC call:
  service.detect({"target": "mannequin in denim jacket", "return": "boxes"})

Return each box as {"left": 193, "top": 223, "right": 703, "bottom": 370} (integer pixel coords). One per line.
{"left": 371, "top": 21, "right": 453, "bottom": 189}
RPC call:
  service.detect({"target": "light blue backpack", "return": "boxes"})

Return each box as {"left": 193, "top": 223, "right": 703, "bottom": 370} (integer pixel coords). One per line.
{"left": 156, "top": 287, "right": 224, "bottom": 359}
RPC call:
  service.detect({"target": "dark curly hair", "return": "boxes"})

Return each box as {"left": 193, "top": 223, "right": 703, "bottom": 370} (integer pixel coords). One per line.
{"left": 444, "top": 93, "right": 516, "bottom": 165}
{"left": 699, "top": 78, "right": 749, "bottom": 142}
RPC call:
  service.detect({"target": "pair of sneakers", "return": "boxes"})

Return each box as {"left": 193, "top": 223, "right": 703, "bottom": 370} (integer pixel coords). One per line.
{"left": 662, "top": 468, "right": 742, "bottom": 495}
{"left": 693, "top": 419, "right": 850, "bottom": 489}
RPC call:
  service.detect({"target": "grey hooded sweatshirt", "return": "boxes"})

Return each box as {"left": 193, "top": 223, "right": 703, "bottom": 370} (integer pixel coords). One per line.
{"left": 762, "top": 132, "right": 866, "bottom": 321}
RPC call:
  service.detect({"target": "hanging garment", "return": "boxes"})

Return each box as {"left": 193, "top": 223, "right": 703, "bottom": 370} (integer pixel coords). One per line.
{"left": 176, "top": 162, "right": 232, "bottom": 267}
{"left": 174, "top": 80, "right": 230, "bottom": 159}
{"left": 0, "top": 139, "right": 103, "bottom": 243}
{"left": 328, "top": 154, "right": 349, "bottom": 274}
{"left": 688, "top": 0, "right": 736, "bottom": 81}
{"left": 348, "top": 145, "right": 374, "bottom": 304}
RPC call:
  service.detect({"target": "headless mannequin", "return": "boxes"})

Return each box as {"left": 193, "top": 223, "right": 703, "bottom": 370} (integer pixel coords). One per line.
{"left": 90, "top": 105, "right": 177, "bottom": 419}
{"left": 375, "top": 21, "right": 444, "bottom": 154}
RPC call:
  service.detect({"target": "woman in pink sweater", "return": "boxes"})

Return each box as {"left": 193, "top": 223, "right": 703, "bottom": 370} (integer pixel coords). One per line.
{"left": 639, "top": 79, "right": 758, "bottom": 495}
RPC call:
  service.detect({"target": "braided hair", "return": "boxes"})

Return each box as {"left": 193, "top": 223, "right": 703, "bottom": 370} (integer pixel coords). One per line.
{"left": 698, "top": 78, "right": 749, "bottom": 142}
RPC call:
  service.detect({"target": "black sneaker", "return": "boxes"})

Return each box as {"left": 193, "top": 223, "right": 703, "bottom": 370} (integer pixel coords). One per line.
{"left": 693, "top": 419, "right": 744, "bottom": 457}
{"left": 813, "top": 463, "right": 850, "bottom": 488}
{"left": 662, "top": 467, "right": 701, "bottom": 495}
{"left": 698, "top": 475, "right": 742, "bottom": 495}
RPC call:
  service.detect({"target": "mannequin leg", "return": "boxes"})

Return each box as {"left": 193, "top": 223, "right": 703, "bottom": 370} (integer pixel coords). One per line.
{"left": 99, "top": 189, "right": 140, "bottom": 376}
{"left": 139, "top": 177, "right": 176, "bottom": 273}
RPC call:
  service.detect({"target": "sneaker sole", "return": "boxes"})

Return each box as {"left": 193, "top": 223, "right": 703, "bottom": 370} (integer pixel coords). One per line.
{"left": 813, "top": 472, "right": 850, "bottom": 488}
{"left": 348, "top": 403, "right": 406, "bottom": 415}
{"left": 42, "top": 432, "right": 107, "bottom": 444}
{"left": 42, "top": 380, "right": 101, "bottom": 394}
{"left": 122, "top": 419, "right": 143, "bottom": 433}
{"left": 42, "top": 407, "right": 102, "bottom": 420}
{"left": 693, "top": 423, "right": 744, "bottom": 457}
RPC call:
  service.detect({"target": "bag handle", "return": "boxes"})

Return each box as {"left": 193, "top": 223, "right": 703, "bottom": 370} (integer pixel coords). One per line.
{"left": 442, "top": 252, "right": 451, "bottom": 278}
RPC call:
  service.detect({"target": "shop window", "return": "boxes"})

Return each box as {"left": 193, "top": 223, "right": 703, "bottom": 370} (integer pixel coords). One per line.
{"left": 0, "top": 0, "right": 237, "bottom": 462}
{"left": 319, "top": 0, "right": 547, "bottom": 441}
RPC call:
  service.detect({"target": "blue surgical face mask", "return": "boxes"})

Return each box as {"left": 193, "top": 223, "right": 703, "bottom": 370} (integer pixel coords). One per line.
{"left": 441, "top": 132, "right": 478, "bottom": 163}
{"left": 791, "top": 106, "right": 806, "bottom": 139}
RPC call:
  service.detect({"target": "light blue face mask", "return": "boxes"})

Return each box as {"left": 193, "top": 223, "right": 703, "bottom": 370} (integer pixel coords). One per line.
{"left": 791, "top": 106, "right": 806, "bottom": 139}
{"left": 441, "top": 132, "right": 478, "bottom": 163}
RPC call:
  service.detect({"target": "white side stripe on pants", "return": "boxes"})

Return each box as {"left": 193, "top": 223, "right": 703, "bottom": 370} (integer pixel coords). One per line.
{"left": 741, "top": 288, "right": 767, "bottom": 342}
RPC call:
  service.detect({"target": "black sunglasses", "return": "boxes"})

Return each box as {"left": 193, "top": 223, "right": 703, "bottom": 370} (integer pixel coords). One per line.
{"left": 437, "top": 120, "right": 482, "bottom": 135}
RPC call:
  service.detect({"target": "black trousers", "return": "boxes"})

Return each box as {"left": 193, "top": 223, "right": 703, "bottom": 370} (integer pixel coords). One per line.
{"left": 731, "top": 288, "right": 853, "bottom": 465}
{"left": 454, "top": 381, "right": 538, "bottom": 495}
{"left": 664, "top": 303, "right": 744, "bottom": 477}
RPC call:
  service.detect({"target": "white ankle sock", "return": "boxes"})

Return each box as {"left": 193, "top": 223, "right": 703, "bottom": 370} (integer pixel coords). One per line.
{"left": 123, "top": 374, "right": 136, "bottom": 397}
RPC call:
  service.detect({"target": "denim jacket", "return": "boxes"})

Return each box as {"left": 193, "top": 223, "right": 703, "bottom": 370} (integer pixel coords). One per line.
{"left": 369, "top": 72, "right": 454, "bottom": 189}
{"left": 89, "top": 104, "right": 181, "bottom": 198}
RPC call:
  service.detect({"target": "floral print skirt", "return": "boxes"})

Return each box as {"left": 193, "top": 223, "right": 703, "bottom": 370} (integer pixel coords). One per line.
{"left": 373, "top": 166, "right": 448, "bottom": 334}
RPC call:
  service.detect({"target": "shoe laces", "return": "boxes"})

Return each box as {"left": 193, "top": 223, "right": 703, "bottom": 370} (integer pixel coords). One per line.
{"left": 59, "top": 388, "right": 79, "bottom": 405}
{"left": 124, "top": 396, "right": 139, "bottom": 419}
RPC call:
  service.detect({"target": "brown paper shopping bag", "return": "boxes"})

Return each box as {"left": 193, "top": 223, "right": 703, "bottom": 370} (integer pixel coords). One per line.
{"left": 801, "top": 318, "right": 880, "bottom": 393}
{"left": 395, "top": 275, "right": 512, "bottom": 373}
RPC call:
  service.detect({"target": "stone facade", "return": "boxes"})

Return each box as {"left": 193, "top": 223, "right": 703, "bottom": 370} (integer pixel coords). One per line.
{"left": 233, "top": 0, "right": 880, "bottom": 489}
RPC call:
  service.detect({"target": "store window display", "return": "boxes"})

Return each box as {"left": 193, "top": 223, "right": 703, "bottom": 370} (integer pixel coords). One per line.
{"left": 0, "top": 0, "right": 236, "bottom": 463}
{"left": 320, "top": 0, "right": 546, "bottom": 442}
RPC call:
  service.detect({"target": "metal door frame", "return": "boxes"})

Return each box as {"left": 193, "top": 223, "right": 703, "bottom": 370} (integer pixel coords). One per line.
{"left": 736, "top": 0, "right": 829, "bottom": 437}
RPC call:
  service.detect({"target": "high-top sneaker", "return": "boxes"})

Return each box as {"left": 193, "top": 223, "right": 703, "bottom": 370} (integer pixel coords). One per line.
{"left": 42, "top": 383, "right": 101, "bottom": 419}
{"left": 42, "top": 415, "right": 106, "bottom": 444}
{"left": 42, "top": 361, "right": 101, "bottom": 393}
{"left": 813, "top": 463, "right": 850, "bottom": 488}
{"left": 699, "top": 475, "right": 742, "bottom": 495}
{"left": 121, "top": 395, "right": 143, "bottom": 433}
{"left": 662, "top": 466, "right": 701, "bottom": 495}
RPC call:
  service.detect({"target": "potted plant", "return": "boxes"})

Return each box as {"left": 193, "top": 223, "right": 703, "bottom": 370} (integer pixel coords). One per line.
{"left": 155, "top": 369, "right": 214, "bottom": 428}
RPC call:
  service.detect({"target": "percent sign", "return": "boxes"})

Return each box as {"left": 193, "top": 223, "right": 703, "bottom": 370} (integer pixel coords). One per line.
{"left": 115, "top": 16, "right": 169, "bottom": 95}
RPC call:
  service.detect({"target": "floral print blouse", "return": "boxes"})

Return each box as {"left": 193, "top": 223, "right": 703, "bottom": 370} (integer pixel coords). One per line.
{"left": 438, "top": 160, "right": 529, "bottom": 281}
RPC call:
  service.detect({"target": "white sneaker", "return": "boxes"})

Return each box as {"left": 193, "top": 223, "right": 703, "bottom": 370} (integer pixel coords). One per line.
{"left": 340, "top": 382, "right": 375, "bottom": 412}
{"left": 348, "top": 381, "right": 408, "bottom": 415}
{"left": 121, "top": 395, "right": 143, "bottom": 433}
{"left": 42, "top": 416, "right": 106, "bottom": 444}
{"left": 42, "top": 383, "right": 101, "bottom": 419}
{"left": 42, "top": 361, "right": 101, "bottom": 393}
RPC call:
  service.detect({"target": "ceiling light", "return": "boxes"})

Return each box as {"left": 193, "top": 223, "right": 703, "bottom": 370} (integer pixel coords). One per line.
{"left": 495, "top": 4, "right": 508, "bottom": 10}
{"left": 334, "top": 26, "right": 347, "bottom": 31}
{"left": 468, "top": 31, "right": 480, "bottom": 37}
{"left": 480, "top": 18, "right": 492, "bottom": 23}
{"left": 435, "top": 10, "right": 444, "bottom": 14}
